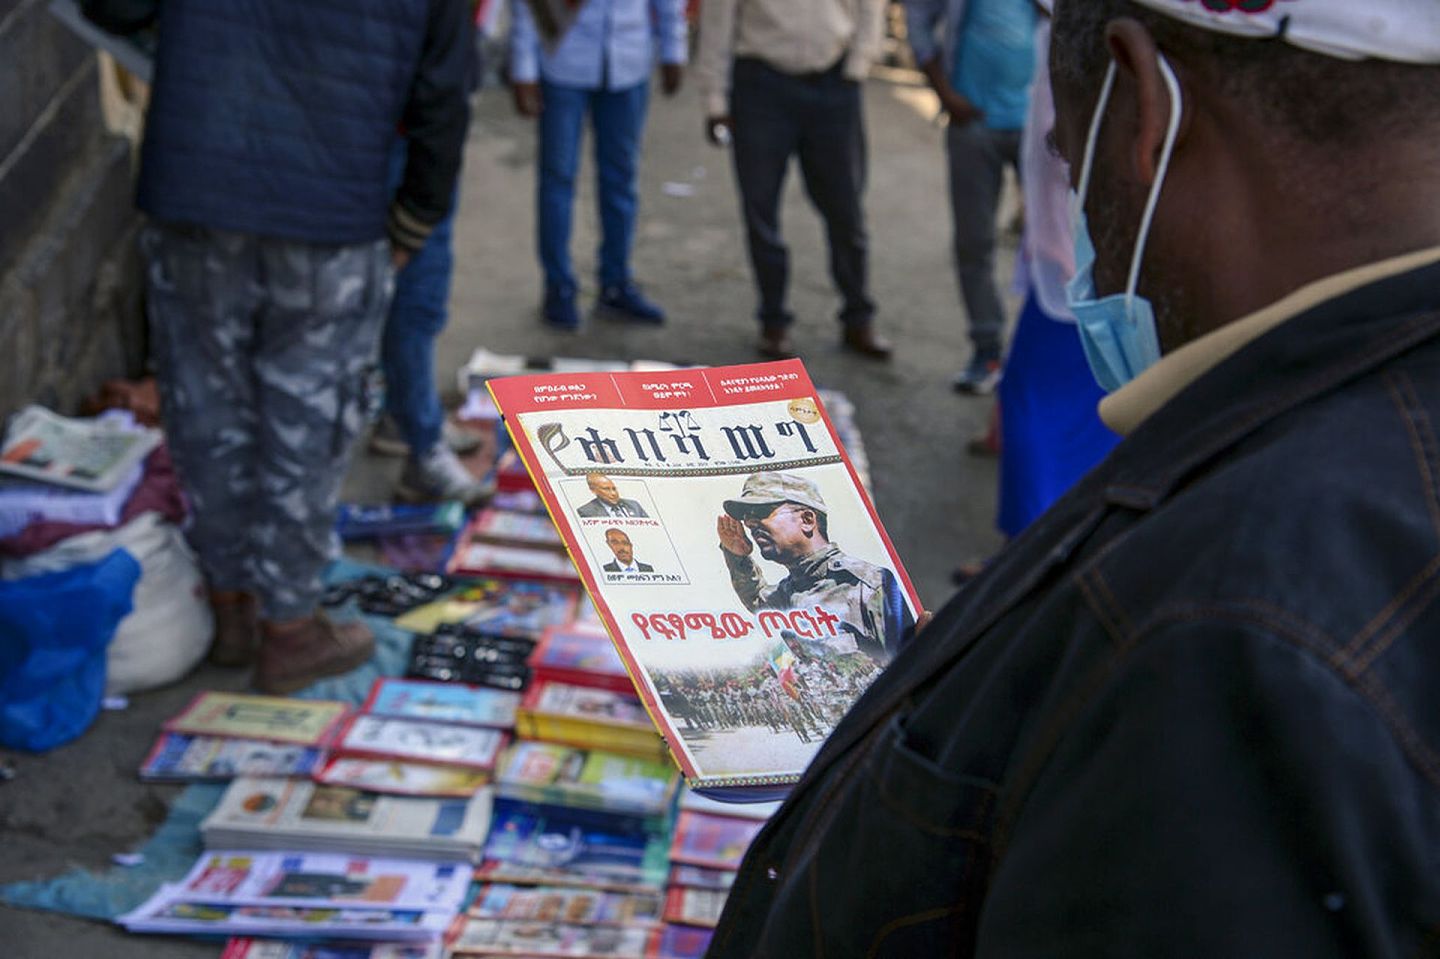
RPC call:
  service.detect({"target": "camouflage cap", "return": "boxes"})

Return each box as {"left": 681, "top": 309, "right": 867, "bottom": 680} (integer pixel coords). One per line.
{"left": 723, "top": 471, "right": 828, "bottom": 519}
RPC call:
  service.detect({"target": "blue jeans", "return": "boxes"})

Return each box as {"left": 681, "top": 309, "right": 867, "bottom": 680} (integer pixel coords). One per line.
{"left": 537, "top": 79, "right": 650, "bottom": 295}
{"left": 383, "top": 140, "right": 456, "bottom": 456}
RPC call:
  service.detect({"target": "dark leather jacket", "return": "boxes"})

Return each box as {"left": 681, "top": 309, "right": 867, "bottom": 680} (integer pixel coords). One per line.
{"left": 710, "top": 260, "right": 1440, "bottom": 957}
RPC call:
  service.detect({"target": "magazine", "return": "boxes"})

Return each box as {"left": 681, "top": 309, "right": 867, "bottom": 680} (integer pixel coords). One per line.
{"left": 201, "top": 778, "right": 493, "bottom": 861}
{"left": 529, "top": 627, "right": 632, "bottom": 693}
{"left": 362, "top": 678, "right": 521, "bottom": 729}
{"left": 117, "top": 895, "right": 452, "bottom": 941}
{"left": 313, "top": 757, "right": 495, "bottom": 798}
{"left": 336, "top": 502, "right": 466, "bottom": 541}
{"left": 394, "top": 578, "right": 578, "bottom": 637}
{"left": 450, "top": 917, "right": 652, "bottom": 958}
{"left": 0, "top": 405, "right": 161, "bottom": 492}
{"left": 661, "top": 887, "right": 726, "bottom": 929}
{"left": 474, "top": 860, "right": 663, "bottom": 895}
{"left": 646, "top": 924, "right": 714, "bottom": 959}
{"left": 494, "top": 741, "right": 679, "bottom": 820}
{"left": 488, "top": 360, "right": 922, "bottom": 798}
{"left": 666, "top": 812, "right": 765, "bottom": 872}
{"left": 330, "top": 716, "right": 507, "bottom": 771}
{"left": 469, "top": 884, "right": 664, "bottom": 926}
{"left": 485, "top": 800, "right": 670, "bottom": 885}
{"left": 164, "top": 851, "right": 471, "bottom": 912}
{"left": 164, "top": 692, "right": 350, "bottom": 746}
{"left": 515, "top": 681, "right": 666, "bottom": 764}
{"left": 666, "top": 864, "right": 735, "bottom": 892}
{"left": 138, "top": 732, "right": 325, "bottom": 782}
{"left": 221, "top": 939, "right": 443, "bottom": 959}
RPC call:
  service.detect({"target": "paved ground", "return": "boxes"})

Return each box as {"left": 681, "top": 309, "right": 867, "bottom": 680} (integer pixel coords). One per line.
{"left": 0, "top": 69, "right": 1017, "bottom": 957}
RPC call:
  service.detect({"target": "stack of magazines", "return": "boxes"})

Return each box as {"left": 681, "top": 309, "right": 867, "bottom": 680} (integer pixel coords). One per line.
{"left": 140, "top": 692, "right": 351, "bottom": 782}
{"left": 200, "top": 777, "right": 493, "bottom": 862}
{"left": 117, "top": 851, "right": 469, "bottom": 943}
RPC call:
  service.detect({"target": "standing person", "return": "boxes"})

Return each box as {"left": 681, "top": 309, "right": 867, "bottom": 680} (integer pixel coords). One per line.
{"left": 707, "top": 1, "right": 1440, "bottom": 955}
{"left": 509, "top": 0, "right": 689, "bottom": 330}
{"left": 695, "top": 0, "right": 894, "bottom": 361}
{"left": 370, "top": 2, "right": 493, "bottom": 508}
{"left": 82, "top": 0, "right": 471, "bottom": 693}
{"left": 906, "top": 0, "right": 1038, "bottom": 393}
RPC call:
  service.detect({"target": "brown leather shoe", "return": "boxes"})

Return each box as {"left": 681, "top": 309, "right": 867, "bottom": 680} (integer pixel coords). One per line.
{"left": 254, "top": 612, "right": 375, "bottom": 695}
{"left": 757, "top": 327, "right": 798, "bottom": 360}
{"left": 841, "top": 322, "right": 894, "bottom": 360}
{"left": 208, "top": 590, "right": 260, "bottom": 667}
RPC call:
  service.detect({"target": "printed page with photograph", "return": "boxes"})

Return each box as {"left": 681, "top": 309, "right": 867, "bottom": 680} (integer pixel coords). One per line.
{"left": 489, "top": 360, "right": 921, "bottom": 798}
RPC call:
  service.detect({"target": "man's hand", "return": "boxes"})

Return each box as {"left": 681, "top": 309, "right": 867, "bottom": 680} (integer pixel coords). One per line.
{"left": 940, "top": 90, "right": 984, "bottom": 127}
{"left": 706, "top": 115, "right": 733, "bottom": 147}
{"left": 717, "top": 515, "right": 753, "bottom": 556}
{"left": 390, "top": 245, "right": 412, "bottom": 272}
{"left": 661, "top": 63, "right": 684, "bottom": 97}
{"left": 512, "top": 81, "right": 543, "bottom": 117}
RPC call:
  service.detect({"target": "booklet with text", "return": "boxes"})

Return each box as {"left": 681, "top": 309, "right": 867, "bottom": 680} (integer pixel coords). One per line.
{"left": 488, "top": 361, "right": 921, "bottom": 799}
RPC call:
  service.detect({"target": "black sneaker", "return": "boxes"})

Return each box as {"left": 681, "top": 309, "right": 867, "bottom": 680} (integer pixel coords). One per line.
{"left": 597, "top": 282, "right": 666, "bottom": 325}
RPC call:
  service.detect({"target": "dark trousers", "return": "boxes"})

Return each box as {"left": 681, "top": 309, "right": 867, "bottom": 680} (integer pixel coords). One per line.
{"left": 730, "top": 57, "right": 874, "bottom": 331}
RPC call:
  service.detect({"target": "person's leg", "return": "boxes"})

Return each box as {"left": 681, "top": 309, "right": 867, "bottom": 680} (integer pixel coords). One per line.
{"left": 381, "top": 138, "right": 453, "bottom": 458}
{"left": 947, "top": 122, "right": 1009, "bottom": 365}
{"left": 250, "top": 237, "right": 391, "bottom": 625}
{"left": 592, "top": 79, "right": 649, "bottom": 290}
{"left": 730, "top": 59, "right": 802, "bottom": 335}
{"left": 537, "top": 81, "right": 588, "bottom": 317}
{"left": 795, "top": 67, "right": 875, "bottom": 331}
{"left": 142, "top": 224, "right": 265, "bottom": 664}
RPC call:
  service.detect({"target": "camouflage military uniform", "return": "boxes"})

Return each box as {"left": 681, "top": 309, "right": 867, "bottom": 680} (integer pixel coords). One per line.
{"left": 723, "top": 543, "right": 911, "bottom": 665}
{"left": 142, "top": 224, "right": 391, "bottom": 621}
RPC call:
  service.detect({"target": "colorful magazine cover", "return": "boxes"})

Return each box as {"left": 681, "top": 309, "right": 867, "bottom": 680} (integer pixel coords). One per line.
{"left": 139, "top": 732, "right": 325, "bottom": 781}
{"left": 529, "top": 627, "right": 633, "bottom": 692}
{"left": 470, "top": 884, "right": 664, "bottom": 926}
{"left": 666, "top": 864, "right": 735, "bottom": 892}
{"left": 220, "top": 938, "right": 442, "bottom": 959}
{"left": 450, "top": 917, "right": 651, "bottom": 958}
{"left": 313, "top": 757, "right": 494, "bottom": 798}
{"left": 474, "top": 860, "right": 662, "bottom": 895}
{"left": 118, "top": 898, "right": 451, "bottom": 941}
{"left": 395, "top": 577, "right": 580, "bottom": 636}
{"left": 485, "top": 800, "right": 669, "bottom": 885}
{"left": 362, "top": 678, "right": 521, "bottom": 729}
{"left": 488, "top": 361, "right": 922, "bottom": 798}
{"left": 645, "top": 924, "right": 713, "bottom": 959}
{"left": 661, "top": 887, "right": 726, "bottom": 929}
{"left": 494, "top": 741, "right": 679, "bottom": 819}
{"left": 167, "top": 851, "right": 471, "bottom": 911}
{"left": 164, "top": 692, "right": 350, "bottom": 746}
{"left": 331, "top": 715, "right": 507, "bottom": 771}
{"left": 666, "top": 812, "right": 765, "bottom": 872}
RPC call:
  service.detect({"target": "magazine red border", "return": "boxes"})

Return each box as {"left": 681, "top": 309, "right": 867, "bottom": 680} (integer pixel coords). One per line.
{"left": 489, "top": 358, "right": 921, "bottom": 789}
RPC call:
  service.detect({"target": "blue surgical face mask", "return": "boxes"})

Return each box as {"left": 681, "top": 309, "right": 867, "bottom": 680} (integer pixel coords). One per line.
{"left": 1066, "top": 56, "right": 1184, "bottom": 393}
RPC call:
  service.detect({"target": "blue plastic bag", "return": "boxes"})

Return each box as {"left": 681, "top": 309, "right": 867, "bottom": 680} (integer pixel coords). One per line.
{"left": 0, "top": 548, "right": 141, "bottom": 751}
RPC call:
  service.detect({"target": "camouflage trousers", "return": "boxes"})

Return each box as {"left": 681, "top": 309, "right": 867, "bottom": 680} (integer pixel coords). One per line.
{"left": 142, "top": 224, "right": 392, "bottom": 621}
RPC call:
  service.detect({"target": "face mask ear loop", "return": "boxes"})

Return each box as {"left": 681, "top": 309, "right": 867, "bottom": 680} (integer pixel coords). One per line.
{"left": 1072, "top": 61, "right": 1118, "bottom": 222}
{"left": 1124, "top": 55, "right": 1184, "bottom": 309}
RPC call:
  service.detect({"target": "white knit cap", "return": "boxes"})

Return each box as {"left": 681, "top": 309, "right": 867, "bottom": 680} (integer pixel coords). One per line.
{"left": 1131, "top": 0, "right": 1440, "bottom": 63}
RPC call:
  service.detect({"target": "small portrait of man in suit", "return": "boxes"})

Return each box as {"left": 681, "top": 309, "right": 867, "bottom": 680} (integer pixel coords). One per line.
{"left": 602, "top": 528, "right": 654, "bottom": 573}
{"left": 577, "top": 472, "right": 649, "bottom": 518}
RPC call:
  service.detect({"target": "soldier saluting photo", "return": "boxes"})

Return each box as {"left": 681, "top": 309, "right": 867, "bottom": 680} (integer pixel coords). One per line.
{"left": 716, "top": 471, "right": 914, "bottom": 666}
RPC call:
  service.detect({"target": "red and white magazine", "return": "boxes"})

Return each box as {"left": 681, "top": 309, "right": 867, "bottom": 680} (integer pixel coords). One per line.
{"left": 488, "top": 360, "right": 921, "bottom": 800}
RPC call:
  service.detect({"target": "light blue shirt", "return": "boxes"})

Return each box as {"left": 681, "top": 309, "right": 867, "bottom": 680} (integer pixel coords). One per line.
{"left": 510, "top": 0, "right": 689, "bottom": 92}
{"left": 950, "top": 0, "right": 1036, "bottom": 131}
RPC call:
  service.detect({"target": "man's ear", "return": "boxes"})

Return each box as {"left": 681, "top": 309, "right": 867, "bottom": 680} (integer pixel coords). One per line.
{"left": 1106, "top": 18, "right": 1188, "bottom": 185}
{"left": 799, "top": 508, "right": 818, "bottom": 534}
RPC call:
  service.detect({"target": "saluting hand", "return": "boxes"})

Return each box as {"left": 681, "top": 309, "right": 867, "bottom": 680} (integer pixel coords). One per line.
{"left": 717, "top": 515, "right": 753, "bottom": 557}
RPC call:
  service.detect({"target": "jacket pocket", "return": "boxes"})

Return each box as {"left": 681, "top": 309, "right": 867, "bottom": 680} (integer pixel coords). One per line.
{"left": 781, "top": 716, "right": 999, "bottom": 958}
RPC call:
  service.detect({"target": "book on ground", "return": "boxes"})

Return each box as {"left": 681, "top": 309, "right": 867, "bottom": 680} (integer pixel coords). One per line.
{"left": 138, "top": 732, "right": 325, "bottom": 782}
{"left": 0, "top": 405, "right": 160, "bottom": 492}
{"left": 221, "top": 939, "right": 443, "bottom": 959}
{"left": 487, "top": 361, "right": 922, "bottom": 799}
{"left": 201, "top": 777, "right": 492, "bottom": 862}
{"left": 164, "top": 691, "right": 350, "bottom": 746}
{"left": 362, "top": 677, "right": 521, "bottom": 729}
{"left": 515, "top": 681, "right": 667, "bottom": 762}
{"left": 495, "top": 740, "right": 679, "bottom": 821}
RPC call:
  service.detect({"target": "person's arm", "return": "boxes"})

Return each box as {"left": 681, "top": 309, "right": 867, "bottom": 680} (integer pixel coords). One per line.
{"left": 81, "top": 0, "right": 157, "bottom": 34}
{"left": 901, "top": 0, "right": 945, "bottom": 68}
{"left": 717, "top": 515, "right": 776, "bottom": 610}
{"left": 390, "top": 0, "right": 472, "bottom": 259}
{"left": 508, "top": 0, "right": 545, "bottom": 115}
{"left": 843, "top": 0, "right": 888, "bottom": 82}
{"left": 906, "top": 0, "right": 981, "bottom": 123}
{"left": 974, "top": 618, "right": 1431, "bottom": 957}
{"left": 653, "top": 0, "right": 689, "bottom": 95}
{"left": 695, "top": 0, "right": 739, "bottom": 142}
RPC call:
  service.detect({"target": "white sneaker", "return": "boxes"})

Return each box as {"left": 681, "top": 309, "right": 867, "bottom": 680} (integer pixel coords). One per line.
{"left": 370, "top": 415, "right": 484, "bottom": 457}
{"left": 395, "top": 444, "right": 496, "bottom": 507}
